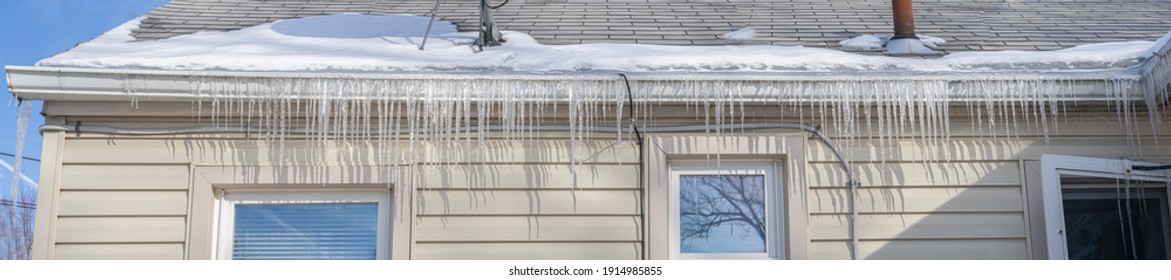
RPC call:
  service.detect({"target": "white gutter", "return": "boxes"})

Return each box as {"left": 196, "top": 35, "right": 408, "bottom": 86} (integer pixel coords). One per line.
{"left": 2, "top": 65, "right": 1153, "bottom": 103}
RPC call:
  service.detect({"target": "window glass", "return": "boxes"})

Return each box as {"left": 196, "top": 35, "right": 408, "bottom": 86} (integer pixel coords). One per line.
{"left": 1062, "top": 188, "right": 1169, "bottom": 260}
{"left": 679, "top": 174, "right": 767, "bottom": 253}
{"left": 669, "top": 162, "right": 779, "bottom": 259}
{"left": 217, "top": 191, "right": 390, "bottom": 260}
{"left": 232, "top": 203, "right": 379, "bottom": 260}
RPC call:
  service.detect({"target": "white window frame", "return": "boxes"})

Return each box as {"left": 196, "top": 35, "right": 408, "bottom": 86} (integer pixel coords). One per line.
{"left": 645, "top": 134, "right": 807, "bottom": 260}
{"left": 668, "top": 161, "right": 782, "bottom": 260}
{"left": 213, "top": 190, "right": 393, "bottom": 260}
{"left": 1039, "top": 154, "right": 1171, "bottom": 259}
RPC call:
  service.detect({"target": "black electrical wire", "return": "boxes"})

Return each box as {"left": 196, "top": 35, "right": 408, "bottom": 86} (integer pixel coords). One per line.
{"left": 0, "top": 199, "right": 36, "bottom": 210}
{"left": 618, "top": 73, "right": 646, "bottom": 260}
{"left": 618, "top": 74, "right": 643, "bottom": 145}
{"left": 487, "top": 0, "right": 509, "bottom": 9}
{"left": 1133, "top": 165, "right": 1171, "bottom": 171}
{"left": 0, "top": 152, "right": 39, "bottom": 162}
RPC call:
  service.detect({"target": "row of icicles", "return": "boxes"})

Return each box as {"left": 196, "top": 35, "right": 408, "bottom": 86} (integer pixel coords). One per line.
{"left": 110, "top": 74, "right": 1163, "bottom": 186}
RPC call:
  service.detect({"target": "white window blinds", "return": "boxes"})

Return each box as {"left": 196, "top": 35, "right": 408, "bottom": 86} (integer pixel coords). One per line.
{"left": 231, "top": 203, "right": 379, "bottom": 260}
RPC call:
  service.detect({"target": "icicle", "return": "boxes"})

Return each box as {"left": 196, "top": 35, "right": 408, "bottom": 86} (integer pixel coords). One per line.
{"left": 9, "top": 101, "right": 32, "bottom": 204}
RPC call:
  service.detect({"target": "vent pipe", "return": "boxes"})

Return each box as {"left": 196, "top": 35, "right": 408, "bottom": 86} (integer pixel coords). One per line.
{"left": 475, "top": 0, "right": 506, "bottom": 47}
{"left": 892, "top": 0, "right": 916, "bottom": 41}
{"left": 885, "top": 0, "right": 939, "bottom": 55}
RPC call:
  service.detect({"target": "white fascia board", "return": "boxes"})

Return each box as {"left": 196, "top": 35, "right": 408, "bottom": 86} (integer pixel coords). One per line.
{"left": 2, "top": 65, "right": 1149, "bottom": 103}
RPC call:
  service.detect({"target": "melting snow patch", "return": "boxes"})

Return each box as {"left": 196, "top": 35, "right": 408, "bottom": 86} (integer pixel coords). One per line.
{"left": 839, "top": 34, "right": 947, "bottom": 51}
{"left": 721, "top": 27, "right": 756, "bottom": 42}
{"left": 37, "top": 14, "right": 1158, "bottom": 72}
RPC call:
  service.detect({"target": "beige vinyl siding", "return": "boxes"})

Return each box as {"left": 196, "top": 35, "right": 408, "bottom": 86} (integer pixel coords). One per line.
{"left": 41, "top": 163, "right": 191, "bottom": 260}
{"left": 35, "top": 99, "right": 1171, "bottom": 260}
{"left": 45, "top": 123, "right": 640, "bottom": 259}
{"left": 804, "top": 142, "right": 1029, "bottom": 259}
{"left": 412, "top": 164, "right": 642, "bottom": 259}
{"left": 810, "top": 239, "right": 1029, "bottom": 260}
{"left": 415, "top": 216, "right": 641, "bottom": 242}
{"left": 801, "top": 115, "right": 1171, "bottom": 259}
{"left": 414, "top": 164, "right": 639, "bottom": 190}
{"left": 416, "top": 189, "right": 640, "bottom": 215}
{"left": 59, "top": 165, "right": 189, "bottom": 190}
{"left": 57, "top": 191, "right": 187, "bottom": 216}
{"left": 62, "top": 138, "right": 637, "bottom": 165}
{"left": 809, "top": 138, "right": 1171, "bottom": 163}
{"left": 809, "top": 187, "right": 1025, "bottom": 213}
{"left": 54, "top": 243, "right": 185, "bottom": 260}
{"left": 809, "top": 118, "right": 1169, "bottom": 259}
{"left": 809, "top": 213, "right": 1026, "bottom": 239}
{"left": 55, "top": 217, "right": 187, "bottom": 243}
{"left": 808, "top": 161, "right": 1023, "bottom": 188}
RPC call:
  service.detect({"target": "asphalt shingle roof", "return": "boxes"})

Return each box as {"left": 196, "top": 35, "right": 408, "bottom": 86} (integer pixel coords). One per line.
{"left": 132, "top": 0, "right": 1171, "bottom": 52}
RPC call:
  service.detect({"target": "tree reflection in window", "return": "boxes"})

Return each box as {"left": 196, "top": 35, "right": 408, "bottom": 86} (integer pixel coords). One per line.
{"left": 679, "top": 174, "right": 766, "bottom": 253}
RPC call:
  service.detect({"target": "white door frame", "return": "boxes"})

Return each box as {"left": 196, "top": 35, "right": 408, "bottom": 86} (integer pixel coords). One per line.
{"left": 1039, "top": 154, "right": 1171, "bottom": 259}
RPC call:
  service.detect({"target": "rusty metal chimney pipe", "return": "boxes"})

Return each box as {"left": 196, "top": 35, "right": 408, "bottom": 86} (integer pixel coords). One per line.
{"left": 892, "top": 0, "right": 918, "bottom": 40}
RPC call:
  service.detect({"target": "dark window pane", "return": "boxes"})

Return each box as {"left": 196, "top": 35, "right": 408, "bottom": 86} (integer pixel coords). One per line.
{"left": 1063, "top": 189, "right": 1169, "bottom": 260}
{"left": 233, "top": 203, "right": 379, "bottom": 260}
{"left": 679, "top": 174, "right": 767, "bottom": 253}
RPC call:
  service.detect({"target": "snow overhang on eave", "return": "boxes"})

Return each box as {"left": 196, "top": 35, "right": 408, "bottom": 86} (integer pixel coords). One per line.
{"left": 7, "top": 32, "right": 1171, "bottom": 105}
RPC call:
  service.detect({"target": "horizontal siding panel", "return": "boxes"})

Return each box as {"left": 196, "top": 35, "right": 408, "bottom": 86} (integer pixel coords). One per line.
{"left": 810, "top": 117, "right": 1162, "bottom": 139}
{"left": 860, "top": 239, "right": 1027, "bottom": 260}
{"left": 413, "top": 242, "right": 641, "bottom": 260}
{"left": 809, "top": 240, "right": 853, "bottom": 260}
{"left": 810, "top": 239, "right": 1027, "bottom": 260}
{"left": 809, "top": 187, "right": 1023, "bottom": 214}
{"left": 413, "top": 140, "right": 637, "bottom": 164}
{"left": 54, "top": 243, "right": 184, "bottom": 260}
{"left": 809, "top": 213, "right": 1026, "bottom": 240}
{"left": 60, "top": 165, "right": 188, "bottom": 190}
{"left": 807, "top": 161, "right": 1021, "bottom": 188}
{"left": 417, "top": 189, "right": 639, "bottom": 215}
{"left": 416, "top": 216, "right": 641, "bottom": 242}
{"left": 58, "top": 191, "right": 188, "bottom": 216}
{"left": 417, "top": 164, "right": 638, "bottom": 189}
{"left": 808, "top": 137, "right": 1171, "bottom": 162}
{"left": 56, "top": 217, "right": 186, "bottom": 243}
{"left": 63, "top": 139, "right": 636, "bottom": 164}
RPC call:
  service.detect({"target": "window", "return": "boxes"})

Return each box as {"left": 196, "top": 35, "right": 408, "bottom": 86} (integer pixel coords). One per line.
{"left": 1038, "top": 155, "right": 1171, "bottom": 260}
{"left": 668, "top": 162, "right": 782, "bottom": 259}
{"left": 1062, "top": 187, "right": 1169, "bottom": 259}
{"left": 214, "top": 190, "right": 392, "bottom": 260}
{"left": 645, "top": 135, "right": 807, "bottom": 260}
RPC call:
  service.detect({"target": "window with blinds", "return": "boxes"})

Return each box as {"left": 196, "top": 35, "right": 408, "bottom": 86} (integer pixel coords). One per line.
{"left": 232, "top": 203, "right": 379, "bottom": 260}
{"left": 216, "top": 191, "right": 391, "bottom": 260}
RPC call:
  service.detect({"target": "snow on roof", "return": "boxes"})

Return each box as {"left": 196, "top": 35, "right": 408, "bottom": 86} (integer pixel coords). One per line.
{"left": 134, "top": 0, "right": 1171, "bottom": 52}
{"left": 839, "top": 34, "right": 947, "bottom": 52}
{"left": 37, "top": 14, "right": 1165, "bottom": 73}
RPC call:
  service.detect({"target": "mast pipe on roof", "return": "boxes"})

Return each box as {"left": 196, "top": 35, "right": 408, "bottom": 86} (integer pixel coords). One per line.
{"left": 892, "top": 0, "right": 918, "bottom": 40}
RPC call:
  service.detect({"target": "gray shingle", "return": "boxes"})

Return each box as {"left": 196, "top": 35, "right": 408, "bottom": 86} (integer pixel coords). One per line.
{"left": 129, "top": 0, "right": 1171, "bottom": 52}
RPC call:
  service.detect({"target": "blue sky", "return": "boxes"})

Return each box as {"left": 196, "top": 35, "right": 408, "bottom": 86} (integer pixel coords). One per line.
{"left": 0, "top": 0, "right": 170, "bottom": 198}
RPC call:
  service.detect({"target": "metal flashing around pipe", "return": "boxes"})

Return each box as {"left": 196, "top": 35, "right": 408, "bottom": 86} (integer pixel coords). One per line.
{"left": 886, "top": 0, "right": 941, "bottom": 55}
{"left": 885, "top": 38, "right": 942, "bottom": 55}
